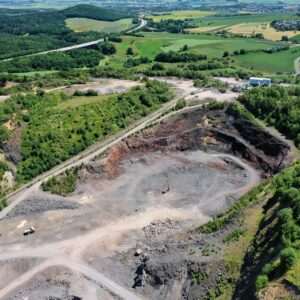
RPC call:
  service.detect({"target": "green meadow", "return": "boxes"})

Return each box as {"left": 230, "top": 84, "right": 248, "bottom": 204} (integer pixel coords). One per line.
{"left": 234, "top": 46, "right": 300, "bottom": 73}
{"left": 66, "top": 18, "right": 133, "bottom": 33}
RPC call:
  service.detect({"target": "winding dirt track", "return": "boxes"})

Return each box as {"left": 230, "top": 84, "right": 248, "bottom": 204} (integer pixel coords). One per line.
{"left": 0, "top": 152, "right": 259, "bottom": 299}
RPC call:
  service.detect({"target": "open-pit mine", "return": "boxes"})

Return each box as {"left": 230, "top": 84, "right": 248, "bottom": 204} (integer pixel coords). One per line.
{"left": 0, "top": 104, "right": 291, "bottom": 300}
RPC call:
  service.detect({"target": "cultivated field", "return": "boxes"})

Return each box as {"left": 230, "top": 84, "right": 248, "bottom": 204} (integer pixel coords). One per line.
{"left": 187, "top": 25, "right": 224, "bottom": 33}
{"left": 146, "top": 10, "right": 215, "bottom": 22}
{"left": 234, "top": 46, "right": 300, "bottom": 73}
{"left": 142, "top": 32, "right": 280, "bottom": 57}
{"left": 192, "top": 12, "right": 300, "bottom": 28}
{"left": 66, "top": 18, "right": 133, "bottom": 33}
{"left": 227, "top": 22, "right": 300, "bottom": 41}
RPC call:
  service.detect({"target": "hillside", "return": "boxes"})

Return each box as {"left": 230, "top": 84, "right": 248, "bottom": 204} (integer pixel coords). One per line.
{"left": 0, "top": 4, "right": 131, "bottom": 59}
{"left": 197, "top": 86, "right": 300, "bottom": 300}
{"left": 63, "top": 4, "right": 132, "bottom": 21}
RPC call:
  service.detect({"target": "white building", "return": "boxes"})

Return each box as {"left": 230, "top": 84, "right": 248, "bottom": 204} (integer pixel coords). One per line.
{"left": 249, "top": 77, "right": 271, "bottom": 87}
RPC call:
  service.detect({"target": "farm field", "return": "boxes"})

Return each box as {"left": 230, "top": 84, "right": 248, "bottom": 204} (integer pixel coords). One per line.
{"left": 106, "top": 32, "right": 296, "bottom": 73}
{"left": 187, "top": 25, "right": 224, "bottom": 33}
{"left": 146, "top": 10, "right": 215, "bottom": 22}
{"left": 227, "top": 23, "right": 300, "bottom": 41}
{"left": 66, "top": 18, "right": 133, "bottom": 33}
{"left": 234, "top": 46, "right": 300, "bottom": 73}
{"left": 142, "top": 32, "right": 280, "bottom": 57}
{"left": 192, "top": 12, "right": 300, "bottom": 27}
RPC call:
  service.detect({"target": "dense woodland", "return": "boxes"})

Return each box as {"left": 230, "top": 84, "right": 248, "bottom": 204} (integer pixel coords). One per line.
{"left": 238, "top": 86, "right": 300, "bottom": 146}
{"left": 0, "top": 49, "right": 104, "bottom": 72}
{"left": 155, "top": 51, "right": 207, "bottom": 63}
{"left": 144, "top": 19, "right": 195, "bottom": 33}
{"left": 0, "top": 5, "right": 127, "bottom": 58}
{"left": 0, "top": 80, "right": 172, "bottom": 182}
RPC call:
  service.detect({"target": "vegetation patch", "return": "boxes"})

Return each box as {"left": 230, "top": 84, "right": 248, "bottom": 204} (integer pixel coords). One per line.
{"left": 42, "top": 167, "right": 79, "bottom": 196}
{"left": 234, "top": 46, "right": 300, "bottom": 73}
{"left": 0, "top": 160, "right": 9, "bottom": 182}
{"left": 16, "top": 80, "right": 172, "bottom": 181}
{"left": 227, "top": 22, "right": 300, "bottom": 41}
{"left": 238, "top": 85, "right": 300, "bottom": 146}
{"left": 147, "top": 10, "right": 215, "bottom": 22}
{"left": 66, "top": 18, "right": 133, "bottom": 33}
{"left": 223, "top": 228, "right": 246, "bottom": 244}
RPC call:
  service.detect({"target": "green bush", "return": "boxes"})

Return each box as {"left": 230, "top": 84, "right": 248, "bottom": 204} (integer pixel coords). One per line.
{"left": 255, "top": 275, "right": 269, "bottom": 291}
{"left": 262, "top": 262, "right": 277, "bottom": 276}
{"left": 223, "top": 228, "right": 246, "bottom": 244}
{"left": 280, "top": 247, "right": 298, "bottom": 270}
{"left": 42, "top": 168, "right": 78, "bottom": 196}
{"left": 174, "top": 98, "right": 186, "bottom": 110}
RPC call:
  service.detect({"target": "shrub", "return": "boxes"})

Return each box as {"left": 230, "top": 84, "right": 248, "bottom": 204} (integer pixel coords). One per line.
{"left": 255, "top": 275, "right": 269, "bottom": 291}
{"left": 126, "top": 47, "right": 134, "bottom": 56}
{"left": 175, "top": 98, "right": 186, "bottom": 110}
{"left": 280, "top": 247, "right": 298, "bottom": 270}
{"left": 262, "top": 262, "right": 277, "bottom": 276}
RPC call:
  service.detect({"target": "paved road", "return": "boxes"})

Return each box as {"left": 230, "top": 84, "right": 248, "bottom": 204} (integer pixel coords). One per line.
{"left": 2, "top": 19, "right": 147, "bottom": 62}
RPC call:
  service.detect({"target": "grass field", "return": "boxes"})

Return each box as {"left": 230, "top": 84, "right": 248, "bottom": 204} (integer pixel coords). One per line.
{"left": 57, "top": 94, "right": 112, "bottom": 110}
{"left": 12, "top": 70, "right": 58, "bottom": 77}
{"left": 142, "top": 32, "right": 280, "bottom": 58}
{"left": 234, "top": 46, "right": 300, "bottom": 73}
{"left": 147, "top": 10, "right": 215, "bottom": 22}
{"left": 227, "top": 23, "right": 300, "bottom": 41}
{"left": 66, "top": 18, "right": 133, "bottom": 33}
{"left": 187, "top": 25, "right": 224, "bottom": 33}
{"left": 193, "top": 12, "right": 300, "bottom": 27}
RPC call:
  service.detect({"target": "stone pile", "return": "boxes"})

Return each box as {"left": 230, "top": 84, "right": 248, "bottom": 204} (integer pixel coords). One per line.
{"left": 142, "top": 218, "right": 179, "bottom": 239}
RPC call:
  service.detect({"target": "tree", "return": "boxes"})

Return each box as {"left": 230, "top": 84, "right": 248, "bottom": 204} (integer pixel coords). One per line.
{"left": 126, "top": 47, "right": 134, "bottom": 56}
{"left": 280, "top": 247, "right": 298, "bottom": 270}
{"left": 223, "top": 51, "right": 229, "bottom": 57}
{"left": 152, "top": 63, "right": 165, "bottom": 71}
{"left": 181, "top": 44, "right": 188, "bottom": 52}
{"left": 99, "top": 43, "right": 116, "bottom": 55}
{"left": 255, "top": 275, "right": 268, "bottom": 291}
{"left": 281, "top": 35, "right": 289, "bottom": 42}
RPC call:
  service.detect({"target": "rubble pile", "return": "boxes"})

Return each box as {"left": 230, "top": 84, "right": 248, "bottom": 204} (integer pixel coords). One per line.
{"left": 142, "top": 218, "right": 179, "bottom": 239}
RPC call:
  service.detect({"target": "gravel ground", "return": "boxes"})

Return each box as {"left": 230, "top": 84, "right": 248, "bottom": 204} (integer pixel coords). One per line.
{"left": 5, "top": 198, "right": 80, "bottom": 219}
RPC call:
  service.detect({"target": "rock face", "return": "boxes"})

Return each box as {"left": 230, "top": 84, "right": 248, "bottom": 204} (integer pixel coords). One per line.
{"left": 90, "top": 106, "right": 292, "bottom": 300}
{"left": 90, "top": 106, "right": 290, "bottom": 181}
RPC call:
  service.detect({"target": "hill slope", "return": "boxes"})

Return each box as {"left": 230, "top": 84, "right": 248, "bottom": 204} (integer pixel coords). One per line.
{"left": 63, "top": 4, "right": 131, "bottom": 21}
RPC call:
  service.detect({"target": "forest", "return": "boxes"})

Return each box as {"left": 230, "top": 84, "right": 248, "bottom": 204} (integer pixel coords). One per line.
{"left": 0, "top": 49, "right": 104, "bottom": 72}
{"left": 238, "top": 86, "right": 300, "bottom": 147}
{"left": 11, "top": 80, "right": 172, "bottom": 181}
{"left": 155, "top": 51, "right": 207, "bottom": 63}
{"left": 0, "top": 5, "right": 126, "bottom": 59}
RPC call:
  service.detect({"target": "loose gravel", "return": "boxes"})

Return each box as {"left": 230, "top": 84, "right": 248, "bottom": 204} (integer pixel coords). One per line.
{"left": 143, "top": 218, "right": 180, "bottom": 239}
{"left": 5, "top": 198, "right": 80, "bottom": 219}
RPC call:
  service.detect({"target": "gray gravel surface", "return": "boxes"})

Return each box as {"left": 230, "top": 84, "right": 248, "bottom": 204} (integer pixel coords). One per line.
{"left": 5, "top": 198, "right": 80, "bottom": 219}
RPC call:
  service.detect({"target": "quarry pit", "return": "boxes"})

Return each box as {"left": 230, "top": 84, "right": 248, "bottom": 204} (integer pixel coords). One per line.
{"left": 0, "top": 104, "right": 291, "bottom": 300}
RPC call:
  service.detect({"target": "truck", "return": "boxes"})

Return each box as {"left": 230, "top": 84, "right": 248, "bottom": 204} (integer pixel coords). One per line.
{"left": 23, "top": 226, "right": 35, "bottom": 236}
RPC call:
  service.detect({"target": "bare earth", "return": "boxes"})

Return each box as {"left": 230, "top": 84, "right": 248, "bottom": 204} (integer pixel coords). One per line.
{"left": 0, "top": 78, "right": 291, "bottom": 300}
